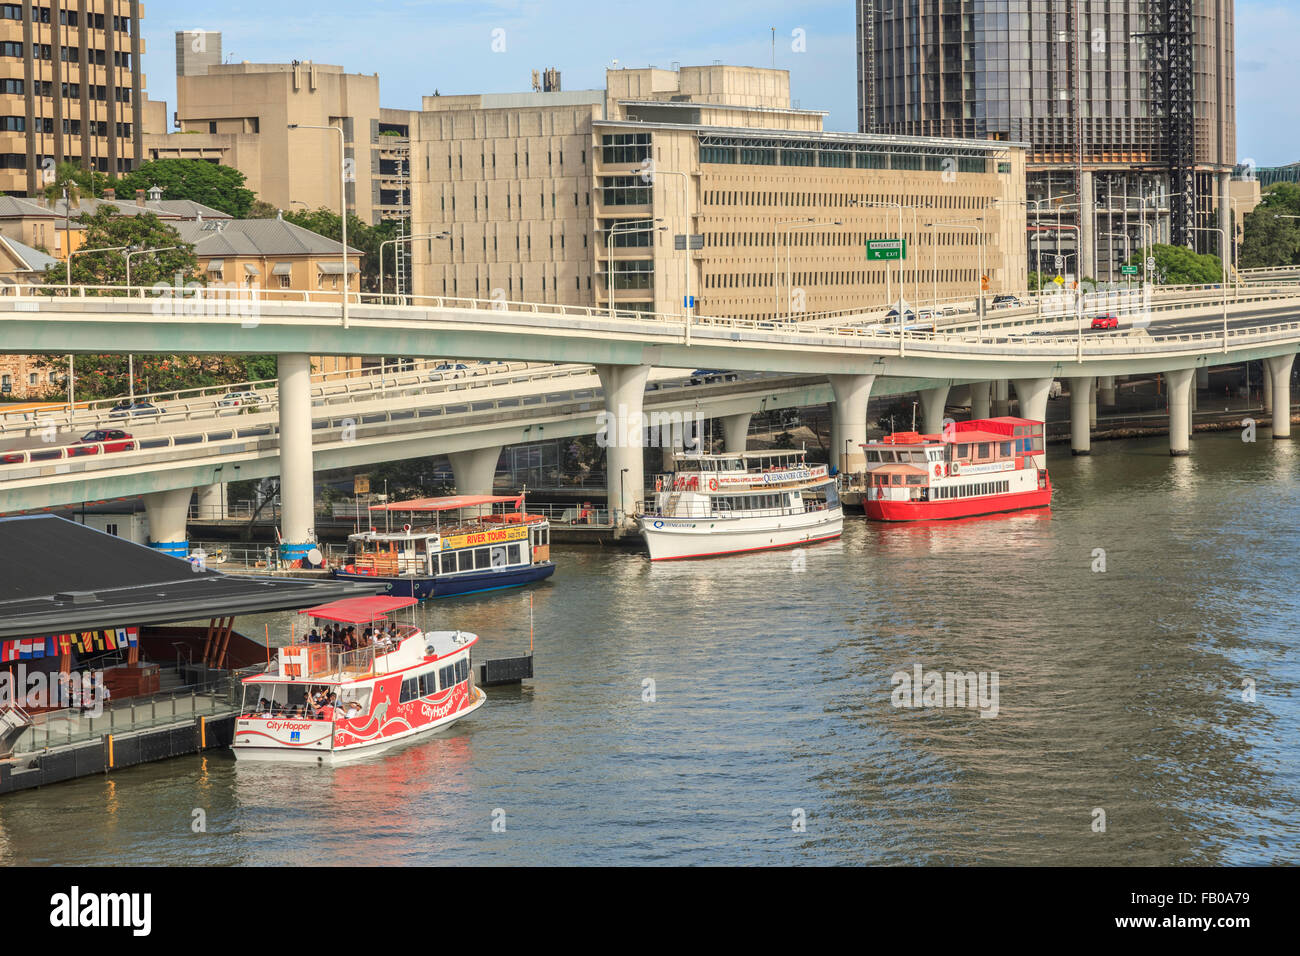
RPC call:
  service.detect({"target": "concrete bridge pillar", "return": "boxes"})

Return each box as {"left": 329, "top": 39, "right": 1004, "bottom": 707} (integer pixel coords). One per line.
{"left": 596, "top": 364, "right": 652, "bottom": 526}
{"left": 1166, "top": 368, "right": 1195, "bottom": 456}
{"left": 1264, "top": 353, "right": 1296, "bottom": 439}
{"left": 143, "top": 487, "right": 193, "bottom": 557}
{"left": 1097, "top": 375, "right": 1117, "bottom": 408}
{"left": 1262, "top": 367, "right": 1273, "bottom": 414}
{"left": 721, "top": 412, "right": 752, "bottom": 453}
{"left": 920, "top": 385, "right": 950, "bottom": 436}
{"left": 1012, "top": 378, "right": 1054, "bottom": 471}
{"left": 449, "top": 447, "right": 502, "bottom": 496}
{"left": 1088, "top": 378, "right": 1097, "bottom": 430}
{"left": 278, "top": 353, "right": 316, "bottom": 562}
{"left": 829, "top": 373, "right": 876, "bottom": 474}
{"left": 196, "top": 482, "right": 226, "bottom": 520}
{"left": 991, "top": 380, "right": 1011, "bottom": 416}
{"left": 1068, "top": 377, "right": 1091, "bottom": 456}
{"left": 969, "top": 382, "right": 991, "bottom": 420}
{"left": 1196, "top": 367, "right": 1210, "bottom": 390}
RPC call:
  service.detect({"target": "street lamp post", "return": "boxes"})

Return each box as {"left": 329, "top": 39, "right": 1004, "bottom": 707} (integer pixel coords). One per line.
{"left": 63, "top": 244, "right": 131, "bottom": 410}
{"left": 1190, "top": 225, "right": 1231, "bottom": 352}
{"left": 784, "top": 220, "right": 842, "bottom": 320}
{"left": 774, "top": 218, "right": 814, "bottom": 317}
{"left": 379, "top": 232, "right": 449, "bottom": 300}
{"left": 288, "top": 123, "right": 349, "bottom": 328}
{"left": 606, "top": 219, "right": 665, "bottom": 320}
{"left": 124, "top": 246, "right": 178, "bottom": 404}
{"left": 926, "top": 217, "right": 985, "bottom": 335}
{"left": 652, "top": 170, "right": 694, "bottom": 321}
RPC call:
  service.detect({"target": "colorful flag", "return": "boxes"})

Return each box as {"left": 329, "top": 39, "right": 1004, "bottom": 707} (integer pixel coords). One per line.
{"left": 0, "top": 641, "right": 16, "bottom": 662}
{"left": 93, "top": 631, "right": 104, "bottom": 651}
{"left": 103, "top": 629, "right": 117, "bottom": 650}
{"left": 79, "top": 632, "right": 94, "bottom": 654}
{"left": 44, "top": 637, "right": 57, "bottom": 657}
{"left": 126, "top": 626, "right": 139, "bottom": 648}
{"left": 115, "top": 627, "right": 128, "bottom": 647}
{"left": 58, "top": 634, "right": 72, "bottom": 653}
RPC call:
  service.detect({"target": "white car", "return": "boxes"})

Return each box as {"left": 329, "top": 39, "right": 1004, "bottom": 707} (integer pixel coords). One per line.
{"left": 428, "top": 363, "right": 471, "bottom": 382}
{"left": 219, "top": 390, "right": 267, "bottom": 407}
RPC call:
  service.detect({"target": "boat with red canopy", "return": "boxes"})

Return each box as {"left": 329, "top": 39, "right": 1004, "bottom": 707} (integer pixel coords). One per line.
{"left": 859, "top": 417, "right": 1051, "bottom": 521}
{"left": 231, "top": 596, "right": 486, "bottom": 762}
{"left": 332, "top": 492, "right": 555, "bottom": 599}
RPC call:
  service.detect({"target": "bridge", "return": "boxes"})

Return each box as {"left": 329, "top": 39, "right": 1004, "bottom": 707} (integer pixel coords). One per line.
{"left": 2, "top": 280, "right": 1297, "bottom": 557}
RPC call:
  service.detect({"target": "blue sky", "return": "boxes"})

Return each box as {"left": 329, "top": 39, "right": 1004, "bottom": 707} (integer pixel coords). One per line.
{"left": 143, "top": 0, "right": 1297, "bottom": 166}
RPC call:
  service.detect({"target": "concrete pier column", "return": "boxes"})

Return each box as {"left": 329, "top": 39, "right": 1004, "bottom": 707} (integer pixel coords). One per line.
{"left": 143, "top": 487, "right": 194, "bottom": 557}
{"left": 449, "top": 447, "right": 502, "bottom": 495}
{"left": 1068, "top": 377, "right": 1091, "bottom": 456}
{"left": 1088, "top": 377, "right": 1097, "bottom": 430}
{"left": 596, "top": 364, "right": 653, "bottom": 525}
{"left": 920, "top": 385, "right": 950, "bottom": 436}
{"left": 278, "top": 353, "right": 316, "bottom": 561}
{"left": 1263, "top": 367, "right": 1273, "bottom": 413}
{"left": 1012, "top": 377, "right": 1054, "bottom": 471}
{"left": 1097, "top": 375, "right": 1116, "bottom": 408}
{"left": 721, "top": 412, "right": 752, "bottom": 453}
{"left": 828, "top": 373, "right": 876, "bottom": 473}
{"left": 1196, "top": 367, "right": 1210, "bottom": 389}
{"left": 1166, "top": 368, "right": 1195, "bottom": 456}
{"left": 1080, "top": 170, "right": 1096, "bottom": 280}
{"left": 1264, "top": 353, "right": 1296, "bottom": 439}
{"left": 970, "top": 381, "right": 991, "bottom": 420}
{"left": 196, "top": 482, "right": 226, "bottom": 520}
{"left": 991, "top": 380, "right": 1011, "bottom": 416}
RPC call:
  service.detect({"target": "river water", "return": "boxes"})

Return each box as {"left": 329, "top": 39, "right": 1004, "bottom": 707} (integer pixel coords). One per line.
{"left": 1, "top": 431, "right": 1297, "bottom": 865}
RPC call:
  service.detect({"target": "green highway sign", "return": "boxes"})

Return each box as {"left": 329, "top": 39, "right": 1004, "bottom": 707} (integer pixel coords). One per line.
{"left": 867, "top": 238, "right": 907, "bottom": 261}
{"left": 1120, "top": 265, "right": 1139, "bottom": 276}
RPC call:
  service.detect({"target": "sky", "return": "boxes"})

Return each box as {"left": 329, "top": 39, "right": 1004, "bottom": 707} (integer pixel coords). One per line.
{"left": 142, "top": 0, "right": 1298, "bottom": 167}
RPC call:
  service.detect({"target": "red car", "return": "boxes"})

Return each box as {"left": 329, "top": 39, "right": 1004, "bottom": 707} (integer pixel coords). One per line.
{"left": 68, "top": 429, "right": 136, "bottom": 456}
{"left": 1090, "top": 315, "right": 1119, "bottom": 330}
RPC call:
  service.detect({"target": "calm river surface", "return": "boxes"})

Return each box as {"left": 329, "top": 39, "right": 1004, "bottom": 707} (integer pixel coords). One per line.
{"left": 2, "top": 432, "right": 1298, "bottom": 865}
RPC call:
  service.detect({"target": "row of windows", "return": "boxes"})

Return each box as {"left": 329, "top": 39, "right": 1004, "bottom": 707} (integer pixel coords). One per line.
{"left": 0, "top": 117, "right": 131, "bottom": 136}
{"left": 713, "top": 493, "right": 796, "bottom": 512}
{"left": 702, "top": 189, "right": 992, "bottom": 213}
{"left": 1, "top": 43, "right": 132, "bottom": 67}
{"left": 0, "top": 371, "right": 59, "bottom": 390}
{"left": 440, "top": 274, "right": 595, "bottom": 297}
{"left": 439, "top": 147, "right": 586, "bottom": 172}
{"left": 936, "top": 481, "right": 1011, "bottom": 499}
{"left": 398, "top": 657, "right": 470, "bottom": 703}
{"left": 437, "top": 191, "right": 591, "bottom": 213}
{"left": 601, "top": 132, "right": 651, "bottom": 165}
{"left": 0, "top": 6, "right": 130, "bottom": 31}
{"left": 0, "top": 79, "right": 131, "bottom": 102}
{"left": 700, "top": 143, "right": 995, "bottom": 174}
{"left": 438, "top": 542, "right": 526, "bottom": 575}
{"left": 704, "top": 268, "right": 982, "bottom": 290}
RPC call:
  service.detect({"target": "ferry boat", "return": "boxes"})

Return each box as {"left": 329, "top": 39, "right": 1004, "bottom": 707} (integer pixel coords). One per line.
{"left": 860, "top": 417, "right": 1050, "bottom": 521}
{"left": 232, "top": 596, "right": 486, "bottom": 763}
{"left": 333, "top": 494, "right": 555, "bottom": 599}
{"left": 639, "top": 449, "right": 842, "bottom": 560}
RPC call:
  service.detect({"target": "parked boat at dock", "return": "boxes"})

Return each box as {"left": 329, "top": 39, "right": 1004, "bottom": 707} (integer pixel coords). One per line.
{"left": 639, "top": 450, "right": 842, "bottom": 560}
{"left": 332, "top": 493, "right": 555, "bottom": 598}
{"left": 232, "top": 596, "right": 485, "bottom": 763}
{"left": 860, "top": 417, "right": 1051, "bottom": 521}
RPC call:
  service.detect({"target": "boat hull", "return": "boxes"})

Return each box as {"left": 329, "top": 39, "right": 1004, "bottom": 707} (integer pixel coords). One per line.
{"left": 332, "top": 561, "right": 555, "bottom": 599}
{"left": 232, "top": 687, "right": 487, "bottom": 764}
{"left": 639, "top": 511, "right": 843, "bottom": 561}
{"left": 865, "top": 485, "right": 1051, "bottom": 521}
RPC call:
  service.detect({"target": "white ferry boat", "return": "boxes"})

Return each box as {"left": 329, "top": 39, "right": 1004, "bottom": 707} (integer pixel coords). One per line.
{"left": 639, "top": 450, "right": 842, "bottom": 560}
{"left": 232, "top": 596, "right": 485, "bottom": 763}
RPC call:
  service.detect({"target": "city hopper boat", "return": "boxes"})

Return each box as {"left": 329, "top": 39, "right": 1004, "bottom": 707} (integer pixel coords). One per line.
{"left": 332, "top": 493, "right": 555, "bottom": 599}
{"left": 639, "top": 449, "right": 842, "bottom": 560}
{"left": 859, "top": 417, "right": 1050, "bottom": 521}
{"left": 232, "top": 596, "right": 485, "bottom": 763}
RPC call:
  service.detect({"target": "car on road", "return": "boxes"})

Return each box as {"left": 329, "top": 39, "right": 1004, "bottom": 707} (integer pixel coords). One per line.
{"left": 688, "top": 369, "right": 740, "bottom": 386}
{"left": 428, "top": 363, "right": 471, "bottom": 382}
{"left": 218, "top": 390, "right": 267, "bottom": 408}
{"left": 1090, "top": 315, "right": 1119, "bottom": 331}
{"left": 992, "top": 295, "right": 1023, "bottom": 309}
{"left": 108, "top": 401, "right": 161, "bottom": 419}
{"left": 68, "top": 429, "right": 135, "bottom": 456}
{"left": 885, "top": 308, "right": 916, "bottom": 322}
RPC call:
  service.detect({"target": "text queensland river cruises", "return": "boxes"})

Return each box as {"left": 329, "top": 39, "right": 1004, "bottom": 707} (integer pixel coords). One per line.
{"left": 639, "top": 449, "right": 842, "bottom": 560}
{"left": 232, "top": 596, "right": 485, "bottom": 763}
{"left": 333, "top": 493, "right": 555, "bottom": 599}
{"left": 859, "top": 417, "right": 1051, "bottom": 521}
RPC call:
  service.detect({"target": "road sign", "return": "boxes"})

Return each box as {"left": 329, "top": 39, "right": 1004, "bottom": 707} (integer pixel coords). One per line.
{"left": 980, "top": 274, "right": 990, "bottom": 291}
{"left": 1054, "top": 255, "right": 1065, "bottom": 271}
{"left": 1054, "top": 276, "right": 1065, "bottom": 286}
{"left": 353, "top": 475, "right": 370, "bottom": 495}
{"left": 674, "top": 234, "right": 704, "bottom": 251}
{"left": 867, "top": 238, "right": 906, "bottom": 261}
{"left": 683, "top": 295, "right": 695, "bottom": 309}
{"left": 1121, "top": 265, "right": 1139, "bottom": 276}
{"left": 1146, "top": 256, "right": 1156, "bottom": 271}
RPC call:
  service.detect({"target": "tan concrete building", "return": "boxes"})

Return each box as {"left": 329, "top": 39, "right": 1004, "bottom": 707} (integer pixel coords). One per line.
{"left": 410, "top": 65, "right": 1026, "bottom": 321}
{"left": 0, "top": 0, "right": 146, "bottom": 195}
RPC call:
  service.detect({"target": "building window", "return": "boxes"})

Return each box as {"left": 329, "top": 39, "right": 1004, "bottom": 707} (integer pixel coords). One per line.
{"left": 600, "top": 132, "right": 651, "bottom": 165}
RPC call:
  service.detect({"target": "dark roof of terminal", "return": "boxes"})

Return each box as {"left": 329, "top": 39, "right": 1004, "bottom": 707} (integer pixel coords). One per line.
{"left": 0, "top": 515, "right": 382, "bottom": 638}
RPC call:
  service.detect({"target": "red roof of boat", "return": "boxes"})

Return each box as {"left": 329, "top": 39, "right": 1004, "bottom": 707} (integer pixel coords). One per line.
{"left": 368, "top": 494, "right": 523, "bottom": 513}
{"left": 299, "top": 596, "right": 419, "bottom": 623}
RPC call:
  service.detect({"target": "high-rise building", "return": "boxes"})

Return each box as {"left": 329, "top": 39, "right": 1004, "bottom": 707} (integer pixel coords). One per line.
{"left": 174, "top": 26, "right": 220, "bottom": 78}
{"left": 410, "top": 65, "right": 1026, "bottom": 320}
{"left": 0, "top": 0, "right": 146, "bottom": 195}
{"left": 856, "top": 0, "right": 1237, "bottom": 279}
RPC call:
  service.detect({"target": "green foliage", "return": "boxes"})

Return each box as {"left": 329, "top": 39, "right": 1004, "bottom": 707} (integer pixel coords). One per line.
{"left": 116, "top": 160, "right": 257, "bottom": 218}
{"left": 364, "top": 458, "right": 455, "bottom": 499}
{"left": 1125, "top": 243, "right": 1224, "bottom": 285}
{"left": 34, "top": 354, "right": 278, "bottom": 402}
{"left": 281, "top": 207, "right": 399, "bottom": 292}
{"left": 1238, "top": 183, "right": 1300, "bottom": 269}
{"left": 245, "top": 199, "right": 280, "bottom": 219}
{"left": 41, "top": 161, "right": 108, "bottom": 201}
{"left": 41, "top": 206, "right": 203, "bottom": 289}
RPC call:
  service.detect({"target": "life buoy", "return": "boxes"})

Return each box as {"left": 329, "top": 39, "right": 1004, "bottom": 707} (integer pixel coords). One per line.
{"left": 708, "top": 478, "right": 719, "bottom": 492}
{"left": 934, "top": 464, "right": 942, "bottom": 478}
{"left": 655, "top": 477, "right": 663, "bottom": 492}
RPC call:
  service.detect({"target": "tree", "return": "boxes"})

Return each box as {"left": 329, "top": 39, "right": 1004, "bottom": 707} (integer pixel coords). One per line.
{"left": 281, "top": 207, "right": 399, "bottom": 293}
{"left": 1125, "top": 243, "right": 1224, "bottom": 285}
{"left": 116, "top": 159, "right": 257, "bottom": 218}
{"left": 41, "top": 206, "right": 202, "bottom": 289}
{"left": 41, "top": 161, "right": 108, "bottom": 202}
{"left": 1239, "top": 183, "right": 1300, "bottom": 269}
{"left": 245, "top": 199, "right": 280, "bottom": 219}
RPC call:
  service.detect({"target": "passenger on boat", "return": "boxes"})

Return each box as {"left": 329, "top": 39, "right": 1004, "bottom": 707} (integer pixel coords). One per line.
{"left": 342, "top": 701, "right": 363, "bottom": 720}
{"left": 308, "top": 628, "right": 321, "bottom": 643}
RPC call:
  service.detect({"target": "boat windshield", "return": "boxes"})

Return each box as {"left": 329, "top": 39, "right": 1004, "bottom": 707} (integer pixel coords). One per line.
{"left": 239, "top": 682, "right": 373, "bottom": 720}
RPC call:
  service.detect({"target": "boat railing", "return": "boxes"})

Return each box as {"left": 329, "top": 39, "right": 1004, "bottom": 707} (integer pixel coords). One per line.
{"left": 650, "top": 499, "right": 834, "bottom": 520}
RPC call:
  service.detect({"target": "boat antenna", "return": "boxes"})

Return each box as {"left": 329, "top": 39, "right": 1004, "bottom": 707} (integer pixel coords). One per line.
{"left": 529, "top": 592, "right": 535, "bottom": 655}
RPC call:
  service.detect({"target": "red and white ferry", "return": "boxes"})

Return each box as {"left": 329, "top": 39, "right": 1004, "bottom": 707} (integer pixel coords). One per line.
{"left": 860, "top": 417, "right": 1051, "bottom": 521}
{"left": 232, "top": 596, "right": 485, "bottom": 763}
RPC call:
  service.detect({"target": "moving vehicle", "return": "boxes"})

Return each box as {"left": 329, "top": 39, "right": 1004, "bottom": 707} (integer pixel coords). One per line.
{"left": 218, "top": 390, "right": 267, "bottom": 407}
{"left": 108, "top": 401, "right": 161, "bottom": 419}
{"left": 1090, "top": 315, "right": 1119, "bottom": 330}
{"left": 69, "top": 429, "right": 136, "bottom": 455}
{"left": 687, "top": 369, "right": 739, "bottom": 386}
{"left": 428, "top": 363, "right": 471, "bottom": 382}
{"left": 992, "top": 295, "right": 1023, "bottom": 309}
